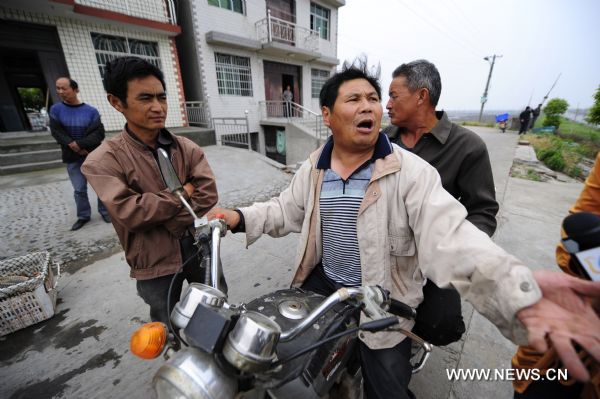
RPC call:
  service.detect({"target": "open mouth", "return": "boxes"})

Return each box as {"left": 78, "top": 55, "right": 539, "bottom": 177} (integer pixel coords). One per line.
{"left": 356, "top": 120, "right": 374, "bottom": 132}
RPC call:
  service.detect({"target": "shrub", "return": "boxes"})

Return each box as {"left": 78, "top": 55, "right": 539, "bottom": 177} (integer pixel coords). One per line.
{"left": 543, "top": 115, "right": 561, "bottom": 128}
{"left": 536, "top": 147, "right": 557, "bottom": 161}
{"left": 545, "top": 152, "right": 566, "bottom": 171}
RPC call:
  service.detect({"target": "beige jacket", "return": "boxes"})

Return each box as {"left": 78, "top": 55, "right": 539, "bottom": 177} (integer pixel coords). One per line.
{"left": 82, "top": 128, "right": 218, "bottom": 280}
{"left": 241, "top": 144, "right": 541, "bottom": 349}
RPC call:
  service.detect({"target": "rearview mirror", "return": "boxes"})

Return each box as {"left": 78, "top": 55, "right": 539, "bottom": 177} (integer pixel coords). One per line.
{"left": 157, "top": 148, "right": 183, "bottom": 194}
{"left": 157, "top": 148, "right": 202, "bottom": 225}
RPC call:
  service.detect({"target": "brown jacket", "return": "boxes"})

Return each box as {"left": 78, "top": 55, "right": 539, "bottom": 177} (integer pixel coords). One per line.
{"left": 82, "top": 128, "right": 218, "bottom": 280}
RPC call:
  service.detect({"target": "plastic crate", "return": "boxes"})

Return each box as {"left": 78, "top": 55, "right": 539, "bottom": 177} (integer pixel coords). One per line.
{"left": 0, "top": 252, "right": 60, "bottom": 336}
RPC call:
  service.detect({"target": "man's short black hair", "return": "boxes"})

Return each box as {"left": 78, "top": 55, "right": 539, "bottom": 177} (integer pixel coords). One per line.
{"left": 103, "top": 56, "right": 166, "bottom": 104}
{"left": 319, "top": 58, "right": 381, "bottom": 111}
{"left": 68, "top": 78, "right": 78, "bottom": 90}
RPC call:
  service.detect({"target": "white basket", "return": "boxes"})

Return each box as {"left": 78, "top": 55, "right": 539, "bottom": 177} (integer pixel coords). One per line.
{"left": 0, "top": 252, "right": 60, "bottom": 336}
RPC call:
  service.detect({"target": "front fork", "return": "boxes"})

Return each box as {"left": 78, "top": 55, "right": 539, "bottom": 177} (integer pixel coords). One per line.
{"left": 194, "top": 218, "right": 228, "bottom": 295}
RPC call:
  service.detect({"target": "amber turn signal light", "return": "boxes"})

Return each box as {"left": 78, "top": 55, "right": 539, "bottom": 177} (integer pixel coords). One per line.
{"left": 130, "top": 322, "right": 168, "bottom": 359}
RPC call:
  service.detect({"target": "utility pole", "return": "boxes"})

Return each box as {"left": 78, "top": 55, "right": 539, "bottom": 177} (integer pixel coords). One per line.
{"left": 541, "top": 73, "right": 562, "bottom": 106}
{"left": 478, "top": 54, "right": 502, "bottom": 123}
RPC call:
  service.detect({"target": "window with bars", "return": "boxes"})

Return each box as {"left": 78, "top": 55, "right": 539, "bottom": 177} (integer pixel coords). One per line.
{"left": 214, "top": 53, "right": 253, "bottom": 97}
{"left": 311, "top": 69, "right": 329, "bottom": 98}
{"left": 208, "top": 0, "right": 245, "bottom": 14}
{"left": 91, "top": 33, "right": 161, "bottom": 79}
{"left": 310, "top": 3, "right": 330, "bottom": 40}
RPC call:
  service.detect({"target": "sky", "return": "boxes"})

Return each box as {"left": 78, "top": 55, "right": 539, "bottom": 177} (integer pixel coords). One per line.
{"left": 337, "top": 0, "right": 600, "bottom": 112}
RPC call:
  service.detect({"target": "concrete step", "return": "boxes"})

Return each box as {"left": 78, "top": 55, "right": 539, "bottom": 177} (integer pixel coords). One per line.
{"left": 0, "top": 139, "right": 58, "bottom": 153}
{"left": 0, "top": 148, "right": 62, "bottom": 166}
{"left": 0, "top": 160, "right": 63, "bottom": 175}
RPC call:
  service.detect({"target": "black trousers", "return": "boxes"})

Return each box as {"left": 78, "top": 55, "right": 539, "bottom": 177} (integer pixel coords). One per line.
{"left": 301, "top": 264, "right": 415, "bottom": 399}
{"left": 136, "top": 235, "right": 205, "bottom": 325}
{"left": 519, "top": 121, "right": 530, "bottom": 134}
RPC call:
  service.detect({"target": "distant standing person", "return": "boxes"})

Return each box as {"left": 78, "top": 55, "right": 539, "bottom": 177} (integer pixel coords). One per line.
{"left": 50, "top": 77, "right": 110, "bottom": 231}
{"left": 282, "top": 85, "right": 293, "bottom": 117}
{"left": 519, "top": 106, "right": 532, "bottom": 135}
{"left": 530, "top": 104, "right": 542, "bottom": 130}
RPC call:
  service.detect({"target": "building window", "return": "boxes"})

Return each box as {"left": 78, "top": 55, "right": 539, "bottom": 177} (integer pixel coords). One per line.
{"left": 91, "top": 33, "right": 161, "bottom": 79}
{"left": 214, "top": 53, "right": 253, "bottom": 96}
{"left": 310, "top": 3, "right": 330, "bottom": 40}
{"left": 311, "top": 69, "right": 329, "bottom": 98}
{"left": 208, "top": 0, "right": 245, "bottom": 14}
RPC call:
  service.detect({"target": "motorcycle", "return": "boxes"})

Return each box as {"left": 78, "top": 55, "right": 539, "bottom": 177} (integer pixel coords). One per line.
{"left": 496, "top": 113, "right": 509, "bottom": 133}
{"left": 129, "top": 149, "right": 432, "bottom": 399}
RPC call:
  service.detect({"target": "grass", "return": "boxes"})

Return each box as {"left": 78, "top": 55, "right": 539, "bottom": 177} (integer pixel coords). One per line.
{"left": 461, "top": 121, "right": 495, "bottom": 128}
{"left": 510, "top": 165, "right": 544, "bottom": 182}
{"left": 524, "top": 114, "right": 599, "bottom": 180}
{"left": 526, "top": 168, "right": 543, "bottom": 181}
{"left": 524, "top": 132, "right": 594, "bottom": 180}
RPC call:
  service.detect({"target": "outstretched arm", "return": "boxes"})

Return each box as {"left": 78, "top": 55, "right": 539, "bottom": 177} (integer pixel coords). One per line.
{"left": 517, "top": 270, "right": 600, "bottom": 381}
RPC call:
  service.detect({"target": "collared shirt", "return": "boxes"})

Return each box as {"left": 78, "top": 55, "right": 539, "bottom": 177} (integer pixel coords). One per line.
{"left": 316, "top": 133, "right": 393, "bottom": 285}
{"left": 382, "top": 111, "right": 498, "bottom": 236}
{"left": 315, "top": 132, "right": 394, "bottom": 170}
{"left": 125, "top": 125, "right": 173, "bottom": 160}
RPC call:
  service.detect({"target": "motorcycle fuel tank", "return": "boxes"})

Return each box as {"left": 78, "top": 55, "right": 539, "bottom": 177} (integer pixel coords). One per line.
{"left": 244, "top": 289, "right": 358, "bottom": 392}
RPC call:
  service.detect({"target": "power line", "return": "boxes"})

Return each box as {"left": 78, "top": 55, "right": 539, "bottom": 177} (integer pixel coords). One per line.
{"left": 395, "top": 0, "right": 483, "bottom": 60}
{"left": 411, "top": 0, "right": 486, "bottom": 56}
{"left": 446, "top": 0, "right": 486, "bottom": 40}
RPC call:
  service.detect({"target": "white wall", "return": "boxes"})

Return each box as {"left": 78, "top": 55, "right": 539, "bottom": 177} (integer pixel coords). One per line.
{"left": 0, "top": 7, "right": 184, "bottom": 132}
{"left": 191, "top": 0, "right": 341, "bottom": 132}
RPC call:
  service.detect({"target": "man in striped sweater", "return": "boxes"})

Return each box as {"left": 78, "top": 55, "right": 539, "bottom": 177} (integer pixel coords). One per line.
{"left": 50, "top": 77, "right": 109, "bottom": 231}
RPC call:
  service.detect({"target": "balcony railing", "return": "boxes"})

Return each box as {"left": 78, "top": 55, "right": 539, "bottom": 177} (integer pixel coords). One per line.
{"left": 259, "top": 101, "right": 328, "bottom": 140}
{"left": 76, "top": 0, "right": 177, "bottom": 25}
{"left": 185, "top": 101, "right": 210, "bottom": 128}
{"left": 255, "top": 11, "right": 319, "bottom": 52}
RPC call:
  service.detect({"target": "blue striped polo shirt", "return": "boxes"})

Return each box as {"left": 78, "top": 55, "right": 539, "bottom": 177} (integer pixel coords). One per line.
{"left": 316, "top": 133, "right": 394, "bottom": 286}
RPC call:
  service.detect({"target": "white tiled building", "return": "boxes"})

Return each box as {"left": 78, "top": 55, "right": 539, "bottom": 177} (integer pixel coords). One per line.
{"left": 0, "top": 0, "right": 344, "bottom": 165}
{"left": 0, "top": 0, "right": 186, "bottom": 133}
{"left": 177, "top": 0, "right": 344, "bottom": 162}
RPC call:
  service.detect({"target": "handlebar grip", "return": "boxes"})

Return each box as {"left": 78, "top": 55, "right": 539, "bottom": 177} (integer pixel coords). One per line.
{"left": 389, "top": 298, "right": 417, "bottom": 321}
{"left": 360, "top": 316, "right": 399, "bottom": 332}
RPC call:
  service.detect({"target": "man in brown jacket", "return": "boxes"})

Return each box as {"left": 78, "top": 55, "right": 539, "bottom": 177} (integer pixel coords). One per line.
{"left": 82, "top": 57, "right": 218, "bottom": 324}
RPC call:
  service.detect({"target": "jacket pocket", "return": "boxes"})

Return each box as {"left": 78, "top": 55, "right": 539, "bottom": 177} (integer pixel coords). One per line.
{"left": 389, "top": 233, "right": 416, "bottom": 257}
{"left": 389, "top": 231, "right": 416, "bottom": 296}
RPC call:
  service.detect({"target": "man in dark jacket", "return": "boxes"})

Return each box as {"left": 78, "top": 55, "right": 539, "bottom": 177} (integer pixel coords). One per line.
{"left": 383, "top": 59, "right": 499, "bottom": 346}
{"left": 50, "top": 77, "right": 109, "bottom": 230}
{"left": 530, "top": 104, "right": 542, "bottom": 130}
{"left": 519, "top": 106, "right": 532, "bottom": 134}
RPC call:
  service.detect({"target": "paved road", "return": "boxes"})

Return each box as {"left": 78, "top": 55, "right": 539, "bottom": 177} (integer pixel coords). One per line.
{"left": 0, "top": 146, "right": 293, "bottom": 269}
{"left": 0, "top": 129, "right": 585, "bottom": 399}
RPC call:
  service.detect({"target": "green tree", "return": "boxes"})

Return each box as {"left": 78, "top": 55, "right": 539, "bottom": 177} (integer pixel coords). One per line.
{"left": 542, "top": 98, "right": 569, "bottom": 128}
{"left": 17, "top": 87, "right": 44, "bottom": 112}
{"left": 585, "top": 85, "right": 600, "bottom": 125}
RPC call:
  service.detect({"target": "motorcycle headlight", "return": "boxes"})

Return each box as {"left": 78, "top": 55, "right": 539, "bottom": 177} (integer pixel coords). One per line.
{"left": 153, "top": 348, "right": 237, "bottom": 399}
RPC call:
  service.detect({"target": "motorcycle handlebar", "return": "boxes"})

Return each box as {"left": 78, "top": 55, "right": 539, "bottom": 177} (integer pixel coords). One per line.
{"left": 389, "top": 298, "right": 417, "bottom": 321}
